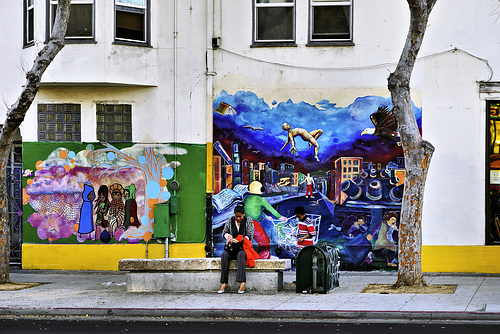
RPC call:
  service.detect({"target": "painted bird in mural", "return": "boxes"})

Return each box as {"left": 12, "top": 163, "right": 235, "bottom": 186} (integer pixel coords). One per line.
{"left": 244, "top": 124, "right": 264, "bottom": 131}
{"left": 361, "top": 106, "right": 401, "bottom": 145}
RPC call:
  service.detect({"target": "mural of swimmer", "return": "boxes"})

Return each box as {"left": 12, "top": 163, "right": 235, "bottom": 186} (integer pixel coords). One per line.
{"left": 280, "top": 123, "right": 323, "bottom": 162}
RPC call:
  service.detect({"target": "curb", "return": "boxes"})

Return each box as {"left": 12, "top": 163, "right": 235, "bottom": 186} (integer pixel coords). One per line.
{"left": 1, "top": 307, "right": 500, "bottom": 321}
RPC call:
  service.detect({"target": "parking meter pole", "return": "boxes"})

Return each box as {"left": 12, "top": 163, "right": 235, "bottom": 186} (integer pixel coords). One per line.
{"left": 312, "top": 254, "right": 318, "bottom": 291}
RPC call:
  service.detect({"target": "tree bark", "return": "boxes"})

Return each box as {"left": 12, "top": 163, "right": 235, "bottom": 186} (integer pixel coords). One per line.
{"left": 0, "top": 0, "right": 70, "bottom": 284}
{"left": 388, "top": 0, "right": 437, "bottom": 287}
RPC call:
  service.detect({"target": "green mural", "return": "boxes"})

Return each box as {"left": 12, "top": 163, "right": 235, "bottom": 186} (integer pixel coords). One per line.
{"left": 22, "top": 142, "right": 206, "bottom": 245}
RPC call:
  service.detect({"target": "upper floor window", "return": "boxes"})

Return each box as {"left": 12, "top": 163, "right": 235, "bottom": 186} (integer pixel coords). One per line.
{"left": 38, "top": 104, "right": 81, "bottom": 142}
{"left": 48, "top": 0, "right": 94, "bottom": 42}
{"left": 253, "top": 0, "right": 295, "bottom": 45}
{"left": 24, "top": 0, "right": 35, "bottom": 46}
{"left": 96, "top": 104, "right": 132, "bottom": 142}
{"left": 115, "top": 0, "right": 150, "bottom": 46}
{"left": 309, "top": 0, "right": 352, "bottom": 45}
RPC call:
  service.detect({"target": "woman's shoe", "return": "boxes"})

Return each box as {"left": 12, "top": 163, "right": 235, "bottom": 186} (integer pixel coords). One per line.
{"left": 238, "top": 282, "right": 245, "bottom": 294}
{"left": 218, "top": 283, "right": 228, "bottom": 294}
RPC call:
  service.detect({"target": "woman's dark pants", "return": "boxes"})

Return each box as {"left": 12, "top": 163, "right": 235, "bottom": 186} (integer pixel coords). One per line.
{"left": 220, "top": 250, "right": 246, "bottom": 283}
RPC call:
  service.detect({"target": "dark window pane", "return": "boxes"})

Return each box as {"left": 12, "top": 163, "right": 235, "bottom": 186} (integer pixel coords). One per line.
{"left": 312, "top": 5, "right": 350, "bottom": 40}
{"left": 52, "top": 4, "right": 93, "bottom": 38}
{"left": 257, "top": 7, "right": 293, "bottom": 41}
{"left": 27, "top": 9, "right": 34, "bottom": 43}
{"left": 116, "top": 8, "right": 145, "bottom": 42}
{"left": 68, "top": 4, "right": 93, "bottom": 37}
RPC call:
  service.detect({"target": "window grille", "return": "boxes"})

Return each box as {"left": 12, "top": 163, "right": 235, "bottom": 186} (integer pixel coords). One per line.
{"left": 38, "top": 104, "right": 81, "bottom": 142}
{"left": 96, "top": 104, "right": 132, "bottom": 142}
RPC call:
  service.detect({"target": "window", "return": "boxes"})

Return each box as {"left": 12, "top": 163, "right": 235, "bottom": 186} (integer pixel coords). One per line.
{"left": 38, "top": 104, "right": 81, "bottom": 142}
{"left": 309, "top": 0, "right": 352, "bottom": 44}
{"left": 96, "top": 104, "right": 132, "bottom": 142}
{"left": 254, "top": 0, "right": 295, "bottom": 45}
{"left": 24, "top": 0, "right": 35, "bottom": 46}
{"left": 115, "top": 0, "right": 150, "bottom": 46}
{"left": 48, "top": 0, "right": 94, "bottom": 41}
{"left": 487, "top": 100, "right": 500, "bottom": 244}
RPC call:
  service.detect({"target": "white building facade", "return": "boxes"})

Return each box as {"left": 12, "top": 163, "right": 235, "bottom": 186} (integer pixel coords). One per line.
{"left": 1, "top": 0, "right": 499, "bottom": 272}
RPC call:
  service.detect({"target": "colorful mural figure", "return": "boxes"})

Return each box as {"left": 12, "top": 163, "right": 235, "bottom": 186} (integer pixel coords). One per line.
{"left": 77, "top": 184, "right": 95, "bottom": 236}
{"left": 108, "top": 183, "right": 125, "bottom": 238}
{"left": 124, "top": 183, "right": 140, "bottom": 230}
{"left": 366, "top": 211, "right": 399, "bottom": 267}
{"left": 212, "top": 90, "right": 422, "bottom": 269}
{"left": 94, "top": 185, "right": 110, "bottom": 240}
{"left": 301, "top": 173, "right": 315, "bottom": 199}
{"left": 243, "top": 181, "right": 287, "bottom": 259}
{"left": 280, "top": 123, "right": 323, "bottom": 161}
{"left": 24, "top": 143, "right": 180, "bottom": 244}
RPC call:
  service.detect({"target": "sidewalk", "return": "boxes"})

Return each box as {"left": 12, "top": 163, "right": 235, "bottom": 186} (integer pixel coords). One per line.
{"left": 1, "top": 268, "right": 499, "bottom": 322}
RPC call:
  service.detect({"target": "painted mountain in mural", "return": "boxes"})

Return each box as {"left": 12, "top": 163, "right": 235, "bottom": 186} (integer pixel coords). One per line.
{"left": 213, "top": 90, "right": 422, "bottom": 173}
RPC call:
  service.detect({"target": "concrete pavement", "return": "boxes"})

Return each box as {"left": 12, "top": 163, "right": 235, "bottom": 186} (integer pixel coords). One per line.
{"left": 1, "top": 268, "right": 500, "bottom": 322}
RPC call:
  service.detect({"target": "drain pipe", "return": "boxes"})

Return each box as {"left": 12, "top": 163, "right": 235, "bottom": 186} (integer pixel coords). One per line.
{"left": 168, "top": 0, "right": 180, "bottom": 259}
{"left": 205, "top": 0, "right": 218, "bottom": 257}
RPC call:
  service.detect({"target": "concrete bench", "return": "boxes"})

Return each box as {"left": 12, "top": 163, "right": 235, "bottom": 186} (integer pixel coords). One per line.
{"left": 118, "top": 258, "right": 291, "bottom": 293}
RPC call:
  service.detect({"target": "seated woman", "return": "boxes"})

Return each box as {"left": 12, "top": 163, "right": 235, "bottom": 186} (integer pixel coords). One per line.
{"left": 218, "top": 203, "right": 254, "bottom": 294}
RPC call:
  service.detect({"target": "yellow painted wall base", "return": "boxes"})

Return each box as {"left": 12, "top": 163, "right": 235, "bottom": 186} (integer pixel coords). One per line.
{"left": 168, "top": 243, "right": 206, "bottom": 258}
{"left": 422, "top": 245, "right": 500, "bottom": 274}
{"left": 22, "top": 244, "right": 498, "bottom": 273}
{"left": 22, "top": 243, "right": 206, "bottom": 271}
{"left": 22, "top": 243, "right": 166, "bottom": 271}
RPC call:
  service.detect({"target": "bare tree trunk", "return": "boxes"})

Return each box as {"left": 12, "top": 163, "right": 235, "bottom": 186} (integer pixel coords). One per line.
{"left": 388, "top": 0, "right": 437, "bottom": 287}
{"left": 0, "top": 0, "right": 70, "bottom": 284}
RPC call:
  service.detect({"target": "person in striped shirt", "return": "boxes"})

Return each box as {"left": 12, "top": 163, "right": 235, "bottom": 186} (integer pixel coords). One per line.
{"left": 295, "top": 206, "right": 316, "bottom": 248}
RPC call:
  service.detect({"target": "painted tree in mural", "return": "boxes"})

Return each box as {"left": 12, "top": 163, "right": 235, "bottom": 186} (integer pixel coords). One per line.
{"left": 0, "top": 0, "right": 71, "bottom": 284}
{"left": 86, "top": 142, "right": 177, "bottom": 241}
{"left": 389, "top": 0, "right": 438, "bottom": 287}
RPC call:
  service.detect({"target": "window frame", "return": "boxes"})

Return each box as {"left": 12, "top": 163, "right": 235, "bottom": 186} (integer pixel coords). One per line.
{"left": 46, "top": 0, "right": 95, "bottom": 44}
{"left": 37, "top": 104, "right": 82, "bottom": 142}
{"left": 114, "top": 0, "right": 151, "bottom": 47}
{"left": 252, "top": 0, "right": 296, "bottom": 47}
{"left": 308, "top": 0, "right": 354, "bottom": 46}
{"left": 96, "top": 103, "right": 133, "bottom": 143}
{"left": 24, "top": 0, "right": 35, "bottom": 47}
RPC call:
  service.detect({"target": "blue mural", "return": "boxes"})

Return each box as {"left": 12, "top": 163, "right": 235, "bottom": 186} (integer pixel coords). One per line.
{"left": 212, "top": 91, "right": 422, "bottom": 269}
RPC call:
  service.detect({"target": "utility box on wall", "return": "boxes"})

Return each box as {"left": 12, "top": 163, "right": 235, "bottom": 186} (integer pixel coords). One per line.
{"left": 170, "top": 195, "right": 179, "bottom": 214}
{"left": 153, "top": 203, "right": 171, "bottom": 238}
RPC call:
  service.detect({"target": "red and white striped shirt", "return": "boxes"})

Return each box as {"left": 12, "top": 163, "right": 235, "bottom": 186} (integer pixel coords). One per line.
{"left": 297, "top": 217, "right": 316, "bottom": 248}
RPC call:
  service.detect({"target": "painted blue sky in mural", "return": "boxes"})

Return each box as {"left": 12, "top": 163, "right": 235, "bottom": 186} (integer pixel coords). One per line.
{"left": 213, "top": 91, "right": 422, "bottom": 172}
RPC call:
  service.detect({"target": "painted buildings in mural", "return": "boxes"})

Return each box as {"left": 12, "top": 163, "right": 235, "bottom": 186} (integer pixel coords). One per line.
{"left": 23, "top": 143, "right": 179, "bottom": 245}
{"left": 212, "top": 91, "right": 421, "bottom": 269}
